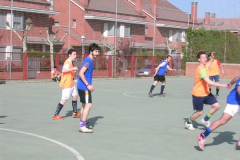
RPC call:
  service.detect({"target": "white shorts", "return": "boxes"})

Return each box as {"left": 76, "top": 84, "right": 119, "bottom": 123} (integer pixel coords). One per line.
{"left": 223, "top": 104, "right": 240, "bottom": 116}
{"left": 61, "top": 87, "right": 78, "bottom": 100}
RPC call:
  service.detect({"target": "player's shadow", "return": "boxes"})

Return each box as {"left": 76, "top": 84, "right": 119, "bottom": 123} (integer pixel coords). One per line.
{"left": 0, "top": 116, "right": 7, "bottom": 124}
{"left": 87, "top": 116, "right": 104, "bottom": 127}
{"left": 183, "top": 118, "right": 205, "bottom": 130}
{"left": 62, "top": 110, "right": 74, "bottom": 118}
{"left": 194, "top": 131, "right": 238, "bottom": 151}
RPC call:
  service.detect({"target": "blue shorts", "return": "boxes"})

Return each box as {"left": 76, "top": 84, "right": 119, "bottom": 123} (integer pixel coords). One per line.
{"left": 192, "top": 93, "right": 218, "bottom": 111}
{"left": 209, "top": 75, "right": 220, "bottom": 82}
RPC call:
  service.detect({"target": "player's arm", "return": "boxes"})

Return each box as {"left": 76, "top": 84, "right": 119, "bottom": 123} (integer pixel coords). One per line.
{"left": 201, "top": 69, "right": 228, "bottom": 88}
{"left": 217, "top": 60, "right": 224, "bottom": 73}
{"left": 228, "top": 75, "right": 240, "bottom": 88}
{"left": 79, "top": 66, "right": 94, "bottom": 91}
{"left": 167, "top": 65, "right": 176, "bottom": 71}
{"left": 153, "top": 65, "right": 161, "bottom": 76}
{"left": 237, "top": 86, "right": 240, "bottom": 95}
{"left": 62, "top": 64, "right": 78, "bottom": 73}
{"left": 206, "top": 52, "right": 214, "bottom": 68}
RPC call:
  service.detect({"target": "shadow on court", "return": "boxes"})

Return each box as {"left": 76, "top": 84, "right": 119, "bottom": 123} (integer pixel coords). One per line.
{"left": 0, "top": 116, "right": 7, "bottom": 125}
{"left": 194, "top": 131, "right": 238, "bottom": 151}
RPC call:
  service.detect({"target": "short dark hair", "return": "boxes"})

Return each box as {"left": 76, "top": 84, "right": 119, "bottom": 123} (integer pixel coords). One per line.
{"left": 89, "top": 43, "right": 100, "bottom": 54}
{"left": 67, "top": 49, "right": 76, "bottom": 55}
{"left": 197, "top": 51, "right": 206, "bottom": 59}
{"left": 166, "top": 55, "right": 172, "bottom": 58}
{"left": 54, "top": 66, "right": 57, "bottom": 69}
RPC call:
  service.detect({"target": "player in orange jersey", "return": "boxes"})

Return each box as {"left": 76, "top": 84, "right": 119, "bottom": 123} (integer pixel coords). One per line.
{"left": 51, "top": 66, "right": 61, "bottom": 82}
{"left": 185, "top": 52, "right": 229, "bottom": 131}
{"left": 53, "top": 49, "right": 80, "bottom": 120}
{"left": 207, "top": 52, "right": 224, "bottom": 98}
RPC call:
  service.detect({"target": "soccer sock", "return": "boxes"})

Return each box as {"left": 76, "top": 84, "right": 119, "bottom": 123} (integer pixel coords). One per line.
{"left": 80, "top": 120, "right": 86, "bottom": 127}
{"left": 187, "top": 118, "right": 193, "bottom": 124}
{"left": 209, "top": 88, "right": 211, "bottom": 92}
{"left": 72, "top": 100, "right": 77, "bottom": 113}
{"left": 201, "top": 127, "right": 212, "bottom": 138}
{"left": 150, "top": 85, "right": 155, "bottom": 93}
{"left": 216, "top": 89, "right": 219, "bottom": 95}
{"left": 54, "top": 103, "right": 63, "bottom": 115}
{"left": 204, "top": 113, "right": 212, "bottom": 121}
{"left": 160, "top": 85, "right": 165, "bottom": 94}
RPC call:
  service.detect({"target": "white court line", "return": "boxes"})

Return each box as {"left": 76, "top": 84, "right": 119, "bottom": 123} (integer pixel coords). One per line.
{"left": 0, "top": 128, "right": 84, "bottom": 160}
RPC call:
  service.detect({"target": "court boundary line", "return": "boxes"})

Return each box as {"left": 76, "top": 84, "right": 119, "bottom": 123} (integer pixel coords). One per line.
{"left": 0, "top": 128, "right": 84, "bottom": 160}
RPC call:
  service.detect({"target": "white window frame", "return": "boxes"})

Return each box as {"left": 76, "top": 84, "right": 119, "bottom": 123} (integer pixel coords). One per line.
{"left": 102, "top": 22, "right": 131, "bottom": 38}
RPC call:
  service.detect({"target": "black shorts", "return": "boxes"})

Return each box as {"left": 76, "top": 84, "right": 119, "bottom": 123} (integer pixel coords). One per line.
{"left": 192, "top": 93, "right": 218, "bottom": 111}
{"left": 78, "top": 89, "right": 92, "bottom": 104}
{"left": 154, "top": 75, "right": 165, "bottom": 82}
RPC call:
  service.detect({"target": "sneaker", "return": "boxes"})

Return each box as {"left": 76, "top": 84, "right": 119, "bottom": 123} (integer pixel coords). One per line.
{"left": 237, "top": 141, "right": 240, "bottom": 147}
{"left": 215, "top": 94, "right": 219, "bottom": 99}
{"left": 149, "top": 92, "right": 153, "bottom": 97}
{"left": 160, "top": 93, "right": 166, "bottom": 97}
{"left": 201, "top": 119, "right": 211, "bottom": 127}
{"left": 185, "top": 121, "right": 195, "bottom": 131}
{"left": 53, "top": 115, "right": 64, "bottom": 120}
{"left": 72, "top": 112, "right": 81, "bottom": 118}
{"left": 79, "top": 126, "right": 93, "bottom": 133}
{"left": 197, "top": 134, "right": 206, "bottom": 150}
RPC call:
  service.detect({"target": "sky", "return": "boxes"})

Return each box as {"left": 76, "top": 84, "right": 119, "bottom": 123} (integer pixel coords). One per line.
{"left": 167, "top": 0, "right": 240, "bottom": 18}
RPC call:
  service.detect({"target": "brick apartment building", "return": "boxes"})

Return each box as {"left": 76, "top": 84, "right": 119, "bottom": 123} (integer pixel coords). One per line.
{"left": 0, "top": 0, "right": 198, "bottom": 57}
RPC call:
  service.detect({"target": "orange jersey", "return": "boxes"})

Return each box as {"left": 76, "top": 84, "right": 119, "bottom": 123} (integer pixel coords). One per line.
{"left": 191, "top": 65, "right": 210, "bottom": 97}
{"left": 207, "top": 59, "right": 219, "bottom": 76}
{"left": 51, "top": 69, "right": 59, "bottom": 78}
{"left": 59, "top": 59, "right": 74, "bottom": 88}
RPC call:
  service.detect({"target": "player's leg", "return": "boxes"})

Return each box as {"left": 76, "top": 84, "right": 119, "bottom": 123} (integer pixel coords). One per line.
{"left": 215, "top": 75, "right": 220, "bottom": 98}
{"left": 160, "top": 78, "right": 166, "bottom": 97}
{"left": 185, "top": 95, "right": 204, "bottom": 130}
{"left": 78, "top": 89, "right": 93, "bottom": 133}
{"left": 209, "top": 76, "right": 214, "bottom": 92}
{"left": 201, "top": 94, "right": 219, "bottom": 127}
{"left": 149, "top": 75, "right": 159, "bottom": 97}
{"left": 197, "top": 104, "right": 238, "bottom": 150}
{"left": 71, "top": 87, "right": 80, "bottom": 118}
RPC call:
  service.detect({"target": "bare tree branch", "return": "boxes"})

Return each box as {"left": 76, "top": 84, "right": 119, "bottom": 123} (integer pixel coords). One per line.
{"left": 6, "top": 21, "right": 22, "bottom": 41}
{"left": 59, "top": 31, "right": 68, "bottom": 42}
{"left": 39, "top": 31, "right": 50, "bottom": 45}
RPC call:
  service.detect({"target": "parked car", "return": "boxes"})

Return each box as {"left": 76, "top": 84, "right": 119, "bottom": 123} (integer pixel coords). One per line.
{"left": 136, "top": 64, "right": 158, "bottom": 76}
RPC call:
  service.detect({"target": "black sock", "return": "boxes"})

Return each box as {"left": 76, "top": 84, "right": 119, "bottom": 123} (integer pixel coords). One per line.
{"left": 216, "top": 89, "right": 219, "bottom": 95}
{"left": 150, "top": 85, "right": 155, "bottom": 93}
{"left": 72, "top": 100, "right": 77, "bottom": 113}
{"left": 54, "top": 103, "right": 63, "bottom": 115}
{"left": 160, "top": 85, "right": 165, "bottom": 94}
{"left": 209, "top": 88, "right": 211, "bottom": 93}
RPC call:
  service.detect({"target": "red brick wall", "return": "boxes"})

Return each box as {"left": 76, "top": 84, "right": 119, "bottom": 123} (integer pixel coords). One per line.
{"left": 186, "top": 62, "right": 240, "bottom": 79}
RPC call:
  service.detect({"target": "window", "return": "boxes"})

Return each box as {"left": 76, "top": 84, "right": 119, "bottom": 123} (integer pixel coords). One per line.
{"left": 49, "top": 0, "right": 54, "bottom": 11}
{"left": 102, "top": 23, "right": 130, "bottom": 37}
{"left": 54, "top": 22, "right": 59, "bottom": 26}
{"left": 12, "top": 47, "right": 22, "bottom": 60}
{"left": 168, "top": 30, "right": 186, "bottom": 42}
{"left": 13, "top": 14, "right": 23, "bottom": 30}
{"left": 210, "top": 22, "right": 215, "bottom": 26}
{"left": 145, "top": 27, "right": 148, "bottom": 34}
{"left": 0, "top": 47, "right": 6, "bottom": 60}
{"left": 199, "top": 22, "right": 204, "bottom": 26}
{"left": 0, "top": 12, "right": 7, "bottom": 29}
{"left": 218, "top": 22, "right": 224, "bottom": 26}
{"left": 72, "top": 19, "right": 76, "bottom": 28}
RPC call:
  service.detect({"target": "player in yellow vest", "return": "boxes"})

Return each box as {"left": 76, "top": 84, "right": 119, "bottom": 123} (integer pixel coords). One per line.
{"left": 207, "top": 52, "right": 224, "bottom": 98}
{"left": 185, "top": 52, "right": 229, "bottom": 131}
{"left": 52, "top": 49, "right": 80, "bottom": 120}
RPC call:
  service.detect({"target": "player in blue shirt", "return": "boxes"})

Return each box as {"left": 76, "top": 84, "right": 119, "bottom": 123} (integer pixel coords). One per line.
{"left": 197, "top": 75, "right": 240, "bottom": 150}
{"left": 77, "top": 43, "right": 100, "bottom": 133}
{"left": 149, "top": 55, "right": 176, "bottom": 97}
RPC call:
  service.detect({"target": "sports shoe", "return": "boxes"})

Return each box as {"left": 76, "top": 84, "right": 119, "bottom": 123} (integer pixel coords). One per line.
{"left": 149, "top": 92, "right": 153, "bottom": 97}
{"left": 160, "top": 93, "right": 166, "bottom": 97}
{"left": 185, "top": 121, "right": 195, "bottom": 131}
{"left": 53, "top": 115, "right": 64, "bottom": 120}
{"left": 72, "top": 112, "right": 81, "bottom": 118}
{"left": 79, "top": 126, "right": 93, "bottom": 133}
{"left": 201, "top": 119, "right": 211, "bottom": 127}
{"left": 197, "top": 134, "right": 206, "bottom": 150}
{"left": 237, "top": 141, "right": 240, "bottom": 147}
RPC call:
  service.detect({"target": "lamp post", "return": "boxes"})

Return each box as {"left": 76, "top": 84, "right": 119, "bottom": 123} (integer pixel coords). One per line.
{"left": 81, "top": 35, "right": 85, "bottom": 55}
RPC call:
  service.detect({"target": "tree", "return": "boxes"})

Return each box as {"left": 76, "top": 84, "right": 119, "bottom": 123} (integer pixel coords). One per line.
{"left": 164, "top": 38, "right": 176, "bottom": 55}
{"left": 6, "top": 18, "right": 33, "bottom": 53}
{"left": 39, "top": 28, "right": 68, "bottom": 71}
{"left": 99, "top": 38, "right": 122, "bottom": 55}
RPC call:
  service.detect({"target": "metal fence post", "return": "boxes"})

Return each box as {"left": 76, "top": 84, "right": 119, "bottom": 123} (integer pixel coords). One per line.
{"left": 55, "top": 54, "right": 59, "bottom": 70}
{"left": 23, "top": 53, "right": 28, "bottom": 80}
{"left": 151, "top": 56, "right": 155, "bottom": 76}
{"left": 108, "top": 55, "right": 112, "bottom": 78}
{"left": 131, "top": 55, "right": 135, "bottom": 77}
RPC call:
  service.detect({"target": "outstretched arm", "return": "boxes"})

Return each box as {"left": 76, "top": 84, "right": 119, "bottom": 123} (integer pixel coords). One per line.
{"left": 203, "top": 76, "right": 228, "bottom": 88}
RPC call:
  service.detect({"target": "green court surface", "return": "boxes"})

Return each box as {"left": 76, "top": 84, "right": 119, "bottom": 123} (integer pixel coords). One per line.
{"left": 1, "top": 77, "right": 240, "bottom": 160}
